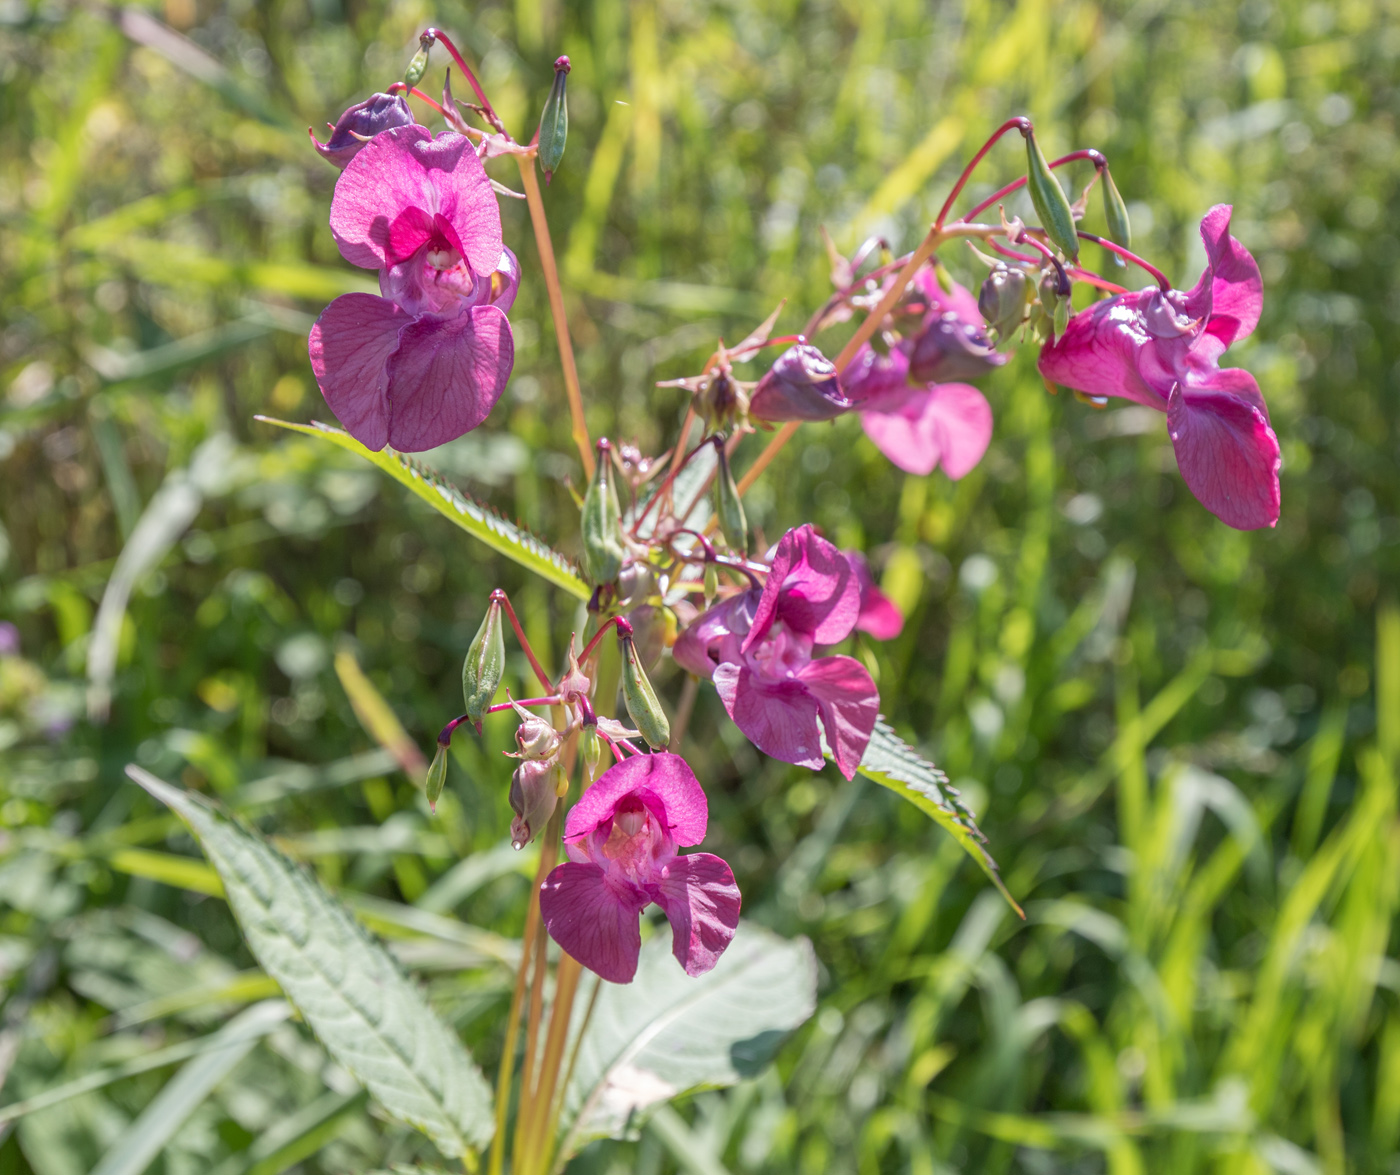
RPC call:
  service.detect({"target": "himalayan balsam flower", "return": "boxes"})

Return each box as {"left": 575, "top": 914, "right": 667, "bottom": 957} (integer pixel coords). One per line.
{"left": 843, "top": 344, "right": 993, "bottom": 478}
{"left": 1038, "top": 205, "right": 1279, "bottom": 530}
{"left": 674, "top": 525, "right": 880, "bottom": 779}
{"left": 539, "top": 753, "right": 741, "bottom": 984}
{"left": 309, "top": 92, "right": 415, "bottom": 169}
{"left": 748, "top": 343, "right": 853, "bottom": 423}
{"left": 903, "top": 268, "right": 1007, "bottom": 385}
{"left": 308, "top": 126, "right": 516, "bottom": 453}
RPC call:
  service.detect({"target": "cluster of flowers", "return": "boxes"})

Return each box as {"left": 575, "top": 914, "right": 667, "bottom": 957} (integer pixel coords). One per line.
{"left": 303, "top": 68, "right": 1277, "bottom": 985}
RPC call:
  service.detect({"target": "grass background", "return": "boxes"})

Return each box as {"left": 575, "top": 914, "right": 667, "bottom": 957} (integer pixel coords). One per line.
{"left": 2, "top": 0, "right": 1400, "bottom": 1171}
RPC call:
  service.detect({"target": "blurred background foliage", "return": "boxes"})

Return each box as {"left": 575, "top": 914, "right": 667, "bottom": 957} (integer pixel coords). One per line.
{"left": 2, "top": 0, "right": 1399, "bottom": 1170}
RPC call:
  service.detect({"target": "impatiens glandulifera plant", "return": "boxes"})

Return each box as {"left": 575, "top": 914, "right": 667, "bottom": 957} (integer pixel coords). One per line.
{"left": 123, "top": 28, "right": 1279, "bottom": 1174}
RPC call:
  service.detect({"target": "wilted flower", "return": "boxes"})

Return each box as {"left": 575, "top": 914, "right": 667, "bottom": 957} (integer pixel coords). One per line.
{"left": 843, "top": 345, "right": 993, "bottom": 479}
{"left": 309, "top": 92, "right": 416, "bottom": 169}
{"left": 539, "top": 753, "right": 740, "bottom": 983}
{"left": 674, "top": 525, "right": 879, "bottom": 779}
{"left": 748, "top": 343, "right": 853, "bottom": 423}
{"left": 308, "top": 126, "right": 516, "bottom": 453}
{"left": 1038, "top": 205, "right": 1278, "bottom": 530}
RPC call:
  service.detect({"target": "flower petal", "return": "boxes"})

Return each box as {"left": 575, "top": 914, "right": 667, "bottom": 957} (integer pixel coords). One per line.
{"left": 564, "top": 752, "right": 709, "bottom": 847}
{"left": 307, "top": 292, "right": 405, "bottom": 452}
{"left": 673, "top": 591, "right": 759, "bottom": 679}
{"left": 842, "top": 344, "right": 910, "bottom": 408}
{"left": 797, "top": 654, "right": 880, "bottom": 779}
{"left": 1037, "top": 291, "right": 1170, "bottom": 410}
{"left": 859, "top": 382, "right": 992, "bottom": 479}
{"left": 745, "top": 524, "right": 860, "bottom": 651}
{"left": 847, "top": 551, "right": 904, "bottom": 640}
{"left": 1185, "top": 204, "right": 1262, "bottom": 355}
{"left": 329, "top": 127, "right": 502, "bottom": 278}
{"left": 382, "top": 304, "right": 514, "bottom": 451}
{"left": 653, "top": 853, "right": 742, "bottom": 977}
{"left": 1167, "top": 370, "right": 1280, "bottom": 531}
{"left": 714, "top": 663, "right": 825, "bottom": 770}
{"left": 540, "top": 862, "right": 644, "bottom": 984}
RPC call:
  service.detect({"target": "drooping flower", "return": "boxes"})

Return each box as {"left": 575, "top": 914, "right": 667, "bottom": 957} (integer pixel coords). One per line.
{"left": 539, "top": 753, "right": 741, "bottom": 984}
{"left": 309, "top": 92, "right": 416, "bottom": 169}
{"left": 1038, "top": 204, "right": 1278, "bottom": 530}
{"left": 748, "top": 343, "right": 853, "bottom": 423}
{"left": 673, "top": 525, "right": 879, "bottom": 779}
{"left": 308, "top": 126, "right": 515, "bottom": 453}
{"left": 843, "top": 344, "right": 993, "bottom": 478}
{"left": 903, "top": 268, "right": 1007, "bottom": 385}
{"left": 847, "top": 550, "right": 904, "bottom": 640}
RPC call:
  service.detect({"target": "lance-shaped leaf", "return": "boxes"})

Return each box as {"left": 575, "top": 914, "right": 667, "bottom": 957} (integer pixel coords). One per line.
{"left": 126, "top": 767, "right": 495, "bottom": 1158}
{"left": 853, "top": 720, "right": 1021, "bottom": 916}
{"left": 557, "top": 924, "right": 817, "bottom": 1157}
{"left": 256, "top": 417, "right": 588, "bottom": 599}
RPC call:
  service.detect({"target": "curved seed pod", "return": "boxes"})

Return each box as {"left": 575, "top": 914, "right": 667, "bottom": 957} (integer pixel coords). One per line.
{"left": 1024, "top": 127, "right": 1080, "bottom": 263}
{"left": 536, "top": 56, "right": 570, "bottom": 184}
{"left": 1102, "top": 166, "right": 1132, "bottom": 265}
{"left": 462, "top": 598, "right": 505, "bottom": 730}
{"left": 425, "top": 742, "right": 449, "bottom": 811}
{"left": 581, "top": 439, "right": 626, "bottom": 587}
{"left": 620, "top": 633, "right": 670, "bottom": 750}
{"left": 404, "top": 46, "right": 429, "bottom": 89}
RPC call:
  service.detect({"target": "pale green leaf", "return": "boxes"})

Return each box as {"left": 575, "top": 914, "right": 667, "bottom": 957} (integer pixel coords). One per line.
{"left": 126, "top": 767, "right": 495, "bottom": 1158}
{"left": 255, "top": 417, "right": 589, "bottom": 600}
{"left": 854, "top": 720, "right": 1021, "bottom": 916}
{"left": 558, "top": 923, "right": 817, "bottom": 1156}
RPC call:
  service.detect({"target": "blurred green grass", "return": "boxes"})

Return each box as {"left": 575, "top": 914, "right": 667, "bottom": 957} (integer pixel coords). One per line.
{"left": 2, "top": 0, "right": 1399, "bottom": 1171}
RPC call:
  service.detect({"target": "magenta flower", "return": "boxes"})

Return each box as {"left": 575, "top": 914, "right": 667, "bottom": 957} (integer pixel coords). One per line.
{"left": 673, "top": 525, "right": 879, "bottom": 779}
{"left": 1038, "top": 205, "right": 1278, "bottom": 530}
{"left": 843, "top": 344, "right": 993, "bottom": 478}
{"left": 847, "top": 550, "right": 904, "bottom": 640}
{"left": 308, "top": 126, "right": 515, "bottom": 453}
{"left": 749, "top": 343, "right": 853, "bottom": 423}
{"left": 309, "top": 92, "right": 416, "bottom": 169}
{"left": 539, "top": 753, "right": 741, "bottom": 984}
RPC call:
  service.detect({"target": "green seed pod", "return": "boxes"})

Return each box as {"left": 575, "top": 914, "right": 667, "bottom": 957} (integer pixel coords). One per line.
{"left": 1102, "top": 166, "right": 1131, "bottom": 266}
{"left": 703, "top": 561, "right": 719, "bottom": 607}
{"left": 580, "top": 723, "right": 603, "bottom": 782}
{"left": 404, "top": 46, "right": 430, "bottom": 90}
{"left": 1024, "top": 127, "right": 1080, "bottom": 263}
{"left": 462, "top": 598, "right": 505, "bottom": 730}
{"left": 1036, "top": 269, "right": 1063, "bottom": 342}
{"left": 536, "top": 56, "right": 570, "bottom": 185}
{"left": 714, "top": 438, "right": 748, "bottom": 554}
{"left": 425, "top": 742, "right": 449, "bottom": 811}
{"left": 620, "top": 633, "right": 670, "bottom": 750}
{"left": 581, "top": 439, "right": 626, "bottom": 587}
{"left": 977, "top": 264, "right": 1027, "bottom": 345}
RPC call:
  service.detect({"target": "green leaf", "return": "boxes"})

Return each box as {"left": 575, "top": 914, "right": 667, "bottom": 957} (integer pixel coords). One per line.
{"left": 558, "top": 923, "right": 817, "bottom": 1157}
{"left": 854, "top": 720, "right": 1022, "bottom": 916}
{"left": 126, "top": 767, "right": 495, "bottom": 1158}
{"left": 255, "top": 418, "right": 589, "bottom": 600}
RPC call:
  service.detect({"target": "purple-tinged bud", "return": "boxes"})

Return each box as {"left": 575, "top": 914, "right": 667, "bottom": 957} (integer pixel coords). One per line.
{"left": 509, "top": 759, "right": 558, "bottom": 849}
{"left": 978, "top": 264, "right": 1027, "bottom": 346}
{"left": 905, "top": 311, "right": 1006, "bottom": 384}
{"left": 309, "top": 93, "right": 416, "bottom": 169}
{"left": 512, "top": 702, "right": 562, "bottom": 761}
{"left": 749, "top": 344, "right": 853, "bottom": 423}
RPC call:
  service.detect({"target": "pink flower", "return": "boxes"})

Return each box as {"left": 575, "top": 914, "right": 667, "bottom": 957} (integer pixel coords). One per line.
{"left": 309, "top": 92, "right": 416, "bottom": 169}
{"left": 539, "top": 753, "right": 740, "bottom": 984}
{"left": 673, "top": 525, "right": 880, "bottom": 779}
{"left": 1038, "top": 205, "right": 1278, "bottom": 530}
{"left": 308, "top": 126, "right": 515, "bottom": 453}
{"left": 847, "top": 550, "right": 903, "bottom": 640}
{"left": 843, "top": 345, "right": 993, "bottom": 478}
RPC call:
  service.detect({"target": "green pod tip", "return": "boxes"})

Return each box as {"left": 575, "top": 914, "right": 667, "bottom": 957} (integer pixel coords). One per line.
{"left": 1102, "top": 166, "right": 1131, "bottom": 265}
{"left": 1024, "top": 127, "right": 1080, "bottom": 264}
{"left": 536, "top": 56, "right": 570, "bottom": 184}
{"left": 425, "top": 742, "right": 449, "bottom": 811}
{"left": 620, "top": 632, "right": 670, "bottom": 750}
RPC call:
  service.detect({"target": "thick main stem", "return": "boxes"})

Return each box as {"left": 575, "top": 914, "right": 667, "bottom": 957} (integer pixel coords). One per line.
{"left": 517, "top": 157, "right": 594, "bottom": 479}
{"left": 517, "top": 952, "right": 583, "bottom": 1175}
{"left": 487, "top": 803, "right": 561, "bottom": 1175}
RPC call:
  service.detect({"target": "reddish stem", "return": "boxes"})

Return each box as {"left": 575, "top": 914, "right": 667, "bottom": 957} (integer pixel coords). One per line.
{"left": 578, "top": 614, "right": 634, "bottom": 667}
{"left": 387, "top": 81, "right": 447, "bottom": 116}
{"left": 988, "top": 239, "right": 1128, "bottom": 296}
{"left": 422, "top": 27, "right": 506, "bottom": 135}
{"left": 485, "top": 696, "right": 563, "bottom": 714}
{"left": 934, "top": 116, "right": 1032, "bottom": 231}
{"left": 490, "top": 589, "right": 554, "bottom": 694}
{"left": 630, "top": 434, "right": 713, "bottom": 537}
{"left": 437, "top": 713, "right": 474, "bottom": 746}
{"left": 1077, "top": 232, "right": 1172, "bottom": 291}
{"left": 958, "top": 149, "right": 1105, "bottom": 225}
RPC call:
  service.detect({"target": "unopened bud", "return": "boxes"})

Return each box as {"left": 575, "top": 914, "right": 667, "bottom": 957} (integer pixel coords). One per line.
{"left": 580, "top": 724, "right": 603, "bottom": 782}
{"left": 977, "top": 265, "right": 1027, "bottom": 345}
{"left": 620, "top": 632, "right": 670, "bottom": 750}
{"left": 404, "top": 47, "right": 430, "bottom": 90}
{"left": 463, "top": 598, "right": 505, "bottom": 730}
{"left": 1102, "top": 166, "right": 1131, "bottom": 265}
{"left": 714, "top": 438, "right": 748, "bottom": 554}
{"left": 581, "top": 438, "right": 626, "bottom": 587}
{"left": 425, "top": 742, "right": 449, "bottom": 811}
{"left": 1023, "top": 127, "right": 1080, "bottom": 263}
{"left": 748, "top": 344, "right": 852, "bottom": 423}
{"left": 309, "top": 92, "right": 415, "bottom": 169}
{"left": 536, "top": 56, "right": 569, "bottom": 184}
{"left": 509, "top": 759, "right": 557, "bottom": 849}
{"left": 512, "top": 702, "right": 562, "bottom": 761}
